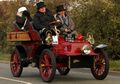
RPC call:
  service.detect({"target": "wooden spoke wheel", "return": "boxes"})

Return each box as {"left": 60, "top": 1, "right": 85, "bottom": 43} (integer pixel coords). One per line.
{"left": 91, "top": 49, "right": 109, "bottom": 80}
{"left": 10, "top": 49, "right": 23, "bottom": 77}
{"left": 39, "top": 49, "right": 56, "bottom": 82}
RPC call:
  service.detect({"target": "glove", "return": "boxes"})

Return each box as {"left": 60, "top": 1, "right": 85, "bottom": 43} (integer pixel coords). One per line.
{"left": 39, "top": 28, "right": 46, "bottom": 34}
{"left": 22, "top": 11, "right": 30, "bottom": 17}
{"left": 21, "top": 27, "right": 24, "bottom": 30}
{"left": 64, "top": 28, "right": 70, "bottom": 32}
{"left": 42, "top": 28, "right": 46, "bottom": 32}
{"left": 57, "top": 20, "right": 60, "bottom": 22}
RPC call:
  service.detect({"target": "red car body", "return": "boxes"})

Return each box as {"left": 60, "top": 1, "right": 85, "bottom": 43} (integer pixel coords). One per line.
{"left": 7, "top": 22, "right": 109, "bottom": 82}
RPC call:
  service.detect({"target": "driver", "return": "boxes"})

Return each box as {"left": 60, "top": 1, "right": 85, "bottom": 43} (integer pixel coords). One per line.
{"left": 33, "top": 2, "right": 55, "bottom": 43}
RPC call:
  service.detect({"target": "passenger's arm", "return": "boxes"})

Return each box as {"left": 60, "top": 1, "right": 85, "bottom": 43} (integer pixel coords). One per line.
{"left": 69, "top": 16, "right": 75, "bottom": 31}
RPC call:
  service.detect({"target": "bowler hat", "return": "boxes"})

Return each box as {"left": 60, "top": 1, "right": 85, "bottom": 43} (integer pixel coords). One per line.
{"left": 56, "top": 5, "right": 66, "bottom": 13}
{"left": 36, "top": 2, "right": 46, "bottom": 9}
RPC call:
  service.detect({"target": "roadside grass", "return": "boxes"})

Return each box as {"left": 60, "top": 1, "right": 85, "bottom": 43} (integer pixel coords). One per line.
{"left": 0, "top": 52, "right": 10, "bottom": 61}
{"left": 0, "top": 52, "right": 120, "bottom": 71}
{"left": 110, "top": 60, "right": 120, "bottom": 71}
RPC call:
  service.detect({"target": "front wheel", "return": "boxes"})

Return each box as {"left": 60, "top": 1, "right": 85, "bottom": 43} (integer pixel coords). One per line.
{"left": 10, "top": 49, "right": 23, "bottom": 77}
{"left": 39, "top": 49, "right": 56, "bottom": 82}
{"left": 91, "top": 49, "right": 109, "bottom": 80}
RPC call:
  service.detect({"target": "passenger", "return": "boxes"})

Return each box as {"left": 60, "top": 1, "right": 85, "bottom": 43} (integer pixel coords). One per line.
{"left": 16, "top": 7, "right": 32, "bottom": 30}
{"left": 54, "top": 5, "right": 77, "bottom": 38}
{"left": 33, "top": 2, "right": 55, "bottom": 43}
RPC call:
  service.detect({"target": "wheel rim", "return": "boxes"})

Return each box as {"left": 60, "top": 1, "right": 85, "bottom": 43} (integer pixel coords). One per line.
{"left": 40, "top": 52, "right": 53, "bottom": 80}
{"left": 10, "top": 51, "right": 21, "bottom": 76}
{"left": 93, "top": 54, "right": 106, "bottom": 76}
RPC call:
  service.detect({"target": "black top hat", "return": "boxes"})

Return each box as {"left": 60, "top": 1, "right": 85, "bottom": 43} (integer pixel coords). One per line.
{"left": 56, "top": 5, "right": 66, "bottom": 13}
{"left": 36, "top": 2, "right": 46, "bottom": 9}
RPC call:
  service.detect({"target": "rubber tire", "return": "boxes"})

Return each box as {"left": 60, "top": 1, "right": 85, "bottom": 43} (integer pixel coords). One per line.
{"left": 58, "top": 67, "right": 70, "bottom": 75}
{"left": 10, "top": 49, "right": 23, "bottom": 77}
{"left": 91, "top": 49, "right": 109, "bottom": 80}
{"left": 39, "top": 49, "right": 56, "bottom": 82}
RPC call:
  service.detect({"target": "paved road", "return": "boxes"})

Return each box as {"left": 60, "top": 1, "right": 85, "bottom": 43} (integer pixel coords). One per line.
{"left": 0, "top": 63, "right": 120, "bottom": 84}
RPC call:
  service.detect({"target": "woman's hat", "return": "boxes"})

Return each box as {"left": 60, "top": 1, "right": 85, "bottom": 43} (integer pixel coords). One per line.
{"left": 56, "top": 5, "right": 66, "bottom": 13}
{"left": 17, "top": 7, "right": 27, "bottom": 17}
{"left": 36, "top": 2, "right": 46, "bottom": 9}
{"left": 18, "top": 7, "right": 27, "bottom": 13}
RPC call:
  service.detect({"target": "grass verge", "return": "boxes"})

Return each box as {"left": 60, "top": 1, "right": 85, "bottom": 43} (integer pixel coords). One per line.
{"left": 110, "top": 60, "right": 120, "bottom": 71}
{"left": 0, "top": 52, "right": 10, "bottom": 61}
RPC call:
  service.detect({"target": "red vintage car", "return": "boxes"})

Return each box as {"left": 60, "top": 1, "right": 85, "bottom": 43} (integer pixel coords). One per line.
{"left": 7, "top": 22, "right": 109, "bottom": 82}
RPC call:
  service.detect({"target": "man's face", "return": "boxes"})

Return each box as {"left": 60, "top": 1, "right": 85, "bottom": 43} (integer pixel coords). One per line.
{"left": 58, "top": 11, "right": 65, "bottom": 16}
{"left": 39, "top": 7, "right": 46, "bottom": 13}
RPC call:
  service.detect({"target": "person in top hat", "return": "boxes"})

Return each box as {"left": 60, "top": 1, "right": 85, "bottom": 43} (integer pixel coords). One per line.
{"left": 33, "top": 2, "right": 54, "bottom": 43}
{"left": 16, "top": 7, "right": 32, "bottom": 30}
{"left": 54, "top": 5, "right": 77, "bottom": 36}
{"left": 33, "top": 2, "right": 54, "bottom": 32}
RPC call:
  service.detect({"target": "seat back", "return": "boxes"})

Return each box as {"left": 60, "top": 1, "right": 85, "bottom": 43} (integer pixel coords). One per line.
{"left": 28, "top": 22, "right": 41, "bottom": 41}
{"left": 29, "top": 30, "right": 41, "bottom": 41}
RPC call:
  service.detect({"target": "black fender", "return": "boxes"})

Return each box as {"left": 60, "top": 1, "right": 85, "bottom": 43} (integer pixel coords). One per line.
{"left": 15, "top": 45, "right": 29, "bottom": 67}
{"left": 16, "top": 45, "right": 27, "bottom": 60}
{"left": 94, "top": 44, "right": 107, "bottom": 52}
{"left": 35, "top": 44, "right": 53, "bottom": 58}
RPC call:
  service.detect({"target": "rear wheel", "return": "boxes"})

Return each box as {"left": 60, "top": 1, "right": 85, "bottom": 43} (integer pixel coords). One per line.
{"left": 39, "top": 49, "right": 56, "bottom": 82}
{"left": 10, "top": 49, "right": 23, "bottom": 77}
{"left": 91, "top": 49, "right": 109, "bottom": 80}
{"left": 58, "top": 66, "right": 70, "bottom": 75}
